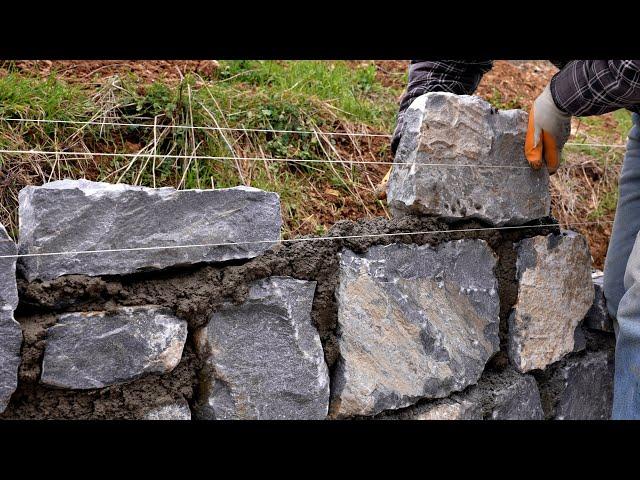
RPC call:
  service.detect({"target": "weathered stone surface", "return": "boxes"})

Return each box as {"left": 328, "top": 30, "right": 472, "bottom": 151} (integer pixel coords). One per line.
{"left": 552, "top": 351, "right": 614, "bottom": 420}
{"left": 0, "top": 309, "right": 22, "bottom": 413}
{"left": 194, "top": 276, "right": 329, "bottom": 420}
{"left": 332, "top": 240, "right": 500, "bottom": 418}
{"left": 0, "top": 224, "right": 18, "bottom": 310}
{"left": 41, "top": 306, "right": 187, "bottom": 389}
{"left": 0, "top": 224, "right": 22, "bottom": 413}
{"left": 142, "top": 399, "right": 192, "bottom": 420}
{"left": 387, "top": 92, "right": 550, "bottom": 226}
{"left": 490, "top": 373, "right": 544, "bottom": 420}
{"left": 584, "top": 270, "right": 614, "bottom": 333}
{"left": 509, "top": 231, "right": 594, "bottom": 372}
{"left": 18, "top": 179, "right": 282, "bottom": 281}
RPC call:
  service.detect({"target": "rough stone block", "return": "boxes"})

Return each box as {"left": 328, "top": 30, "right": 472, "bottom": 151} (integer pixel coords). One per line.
{"left": 194, "top": 276, "right": 329, "bottom": 420}
{"left": 387, "top": 92, "right": 550, "bottom": 226}
{"left": 584, "top": 270, "right": 614, "bottom": 333}
{"left": 142, "top": 399, "right": 192, "bottom": 420}
{"left": 0, "top": 224, "right": 22, "bottom": 413}
{"left": 18, "top": 179, "right": 282, "bottom": 281}
{"left": 0, "top": 310, "right": 22, "bottom": 413}
{"left": 509, "top": 231, "right": 594, "bottom": 372}
{"left": 490, "top": 372, "right": 544, "bottom": 420}
{"left": 41, "top": 306, "right": 187, "bottom": 389}
{"left": 549, "top": 351, "right": 614, "bottom": 420}
{"left": 332, "top": 240, "right": 500, "bottom": 418}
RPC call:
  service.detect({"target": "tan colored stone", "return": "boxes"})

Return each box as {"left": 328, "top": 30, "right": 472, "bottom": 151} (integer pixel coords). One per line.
{"left": 509, "top": 231, "right": 594, "bottom": 372}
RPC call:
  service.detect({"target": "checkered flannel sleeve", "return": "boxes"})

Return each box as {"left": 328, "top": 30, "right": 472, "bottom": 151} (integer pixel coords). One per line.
{"left": 551, "top": 60, "right": 640, "bottom": 116}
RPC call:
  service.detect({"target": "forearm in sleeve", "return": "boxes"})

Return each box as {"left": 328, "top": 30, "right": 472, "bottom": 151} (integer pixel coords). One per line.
{"left": 550, "top": 60, "right": 640, "bottom": 116}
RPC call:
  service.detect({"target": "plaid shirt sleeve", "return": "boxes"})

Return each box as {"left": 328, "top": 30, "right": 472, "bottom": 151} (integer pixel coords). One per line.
{"left": 398, "top": 60, "right": 494, "bottom": 115}
{"left": 550, "top": 60, "right": 640, "bottom": 116}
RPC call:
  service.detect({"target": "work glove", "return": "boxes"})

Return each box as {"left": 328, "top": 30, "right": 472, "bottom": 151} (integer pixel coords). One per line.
{"left": 525, "top": 84, "right": 572, "bottom": 174}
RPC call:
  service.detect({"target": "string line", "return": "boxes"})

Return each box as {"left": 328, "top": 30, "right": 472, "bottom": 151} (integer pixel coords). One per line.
{"left": 0, "top": 220, "right": 614, "bottom": 259}
{"left": 0, "top": 117, "right": 627, "bottom": 148}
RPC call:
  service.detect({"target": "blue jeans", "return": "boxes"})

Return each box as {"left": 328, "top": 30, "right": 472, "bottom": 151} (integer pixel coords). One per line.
{"left": 603, "top": 112, "right": 640, "bottom": 419}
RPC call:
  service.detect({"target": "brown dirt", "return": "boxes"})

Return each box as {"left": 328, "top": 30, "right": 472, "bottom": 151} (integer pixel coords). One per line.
{"left": 1, "top": 60, "right": 221, "bottom": 83}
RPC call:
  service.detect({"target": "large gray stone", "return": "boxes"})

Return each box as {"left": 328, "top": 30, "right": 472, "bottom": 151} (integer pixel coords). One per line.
{"left": 387, "top": 92, "right": 550, "bottom": 226}
{"left": 0, "top": 224, "right": 22, "bottom": 413}
{"left": 584, "top": 270, "right": 614, "bottom": 333}
{"left": 142, "top": 398, "right": 192, "bottom": 420}
{"left": 552, "top": 351, "right": 614, "bottom": 420}
{"left": 194, "top": 276, "right": 329, "bottom": 420}
{"left": 0, "top": 224, "right": 19, "bottom": 310}
{"left": 509, "top": 231, "right": 594, "bottom": 373}
{"left": 18, "top": 179, "right": 282, "bottom": 281}
{"left": 41, "top": 306, "right": 187, "bottom": 389}
{"left": 0, "top": 309, "right": 22, "bottom": 413}
{"left": 332, "top": 240, "right": 500, "bottom": 418}
{"left": 490, "top": 373, "right": 544, "bottom": 420}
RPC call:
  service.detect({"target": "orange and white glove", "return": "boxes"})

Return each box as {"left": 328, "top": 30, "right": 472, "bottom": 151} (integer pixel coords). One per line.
{"left": 525, "top": 84, "right": 572, "bottom": 174}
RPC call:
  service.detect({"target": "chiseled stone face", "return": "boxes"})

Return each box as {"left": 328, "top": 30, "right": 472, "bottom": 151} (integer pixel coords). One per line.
{"left": 509, "top": 231, "right": 594, "bottom": 373}
{"left": 194, "top": 276, "right": 329, "bottom": 420}
{"left": 0, "top": 309, "right": 22, "bottom": 413}
{"left": 490, "top": 373, "right": 544, "bottom": 420}
{"left": 0, "top": 224, "right": 22, "bottom": 413}
{"left": 332, "top": 240, "right": 500, "bottom": 418}
{"left": 17, "top": 179, "right": 282, "bottom": 281}
{"left": 387, "top": 92, "right": 550, "bottom": 226}
{"left": 41, "top": 306, "right": 187, "bottom": 389}
{"left": 553, "top": 351, "right": 614, "bottom": 420}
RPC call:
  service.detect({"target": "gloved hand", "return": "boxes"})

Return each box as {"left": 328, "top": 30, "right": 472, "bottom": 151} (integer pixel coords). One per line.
{"left": 525, "top": 84, "right": 572, "bottom": 174}
{"left": 390, "top": 112, "right": 405, "bottom": 155}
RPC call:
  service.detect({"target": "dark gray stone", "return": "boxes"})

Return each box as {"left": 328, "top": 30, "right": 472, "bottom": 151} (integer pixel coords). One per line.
{"left": 332, "top": 240, "right": 500, "bottom": 418}
{"left": 41, "top": 306, "right": 187, "bottom": 389}
{"left": 194, "top": 276, "right": 329, "bottom": 420}
{"left": 584, "top": 271, "right": 614, "bottom": 333}
{"left": 18, "top": 179, "right": 282, "bottom": 281}
{"left": 490, "top": 373, "right": 544, "bottom": 420}
{"left": 509, "top": 230, "right": 594, "bottom": 372}
{"left": 387, "top": 92, "right": 550, "bottom": 226}
{"left": 0, "top": 224, "right": 22, "bottom": 413}
{"left": 0, "top": 224, "right": 18, "bottom": 310}
{"left": 553, "top": 351, "right": 614, "bottom": 420}
{"left": 0, "top": 310, "right": 22, "bottom": 413}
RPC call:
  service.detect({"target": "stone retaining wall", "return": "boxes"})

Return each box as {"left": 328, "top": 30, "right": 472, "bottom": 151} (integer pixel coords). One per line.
{"left": 0, "top": 93, "right": 616, "bottom": 420}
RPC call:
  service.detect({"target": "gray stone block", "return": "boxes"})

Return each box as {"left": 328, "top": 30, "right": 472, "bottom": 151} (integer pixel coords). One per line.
{"left": 584, "top": 270, "right": 614, "bottom": 333}
{"left": 18, "top": 180, "right": 282, "bottom": 281}
{"left": 387, "top": 92, "right": 550, "bottom": 226}
{"left": 553, "top": 351, "right": 614, "bottom": 420}
{"left": 41, "top": 306, "right": 187, "bottom": 389}
{"left": 0, "top": 224, "right": 22, "bottom": 413}
{"left": 509, "top": 231, "right": 594, "bottom": 372}
{"left": 194, "top": 276, "right": 329, "bottom": 420}
{"left": 332, "top": 240, "right": 500, "bottom": 418}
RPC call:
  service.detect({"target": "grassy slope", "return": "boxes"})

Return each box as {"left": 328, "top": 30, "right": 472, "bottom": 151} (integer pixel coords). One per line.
{"left": 0, "top": 60, "right": 631, "bottom": 268}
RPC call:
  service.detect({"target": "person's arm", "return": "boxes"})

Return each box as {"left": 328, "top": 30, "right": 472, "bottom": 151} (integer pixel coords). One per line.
{"left": 551, "top": 60, "right": 640, "bottom": 116}
{"left": 391, "top": 60, "right": 493, "bottom": 154}
{"left": 526, "top": 60, "right": 640, "bottom": 173}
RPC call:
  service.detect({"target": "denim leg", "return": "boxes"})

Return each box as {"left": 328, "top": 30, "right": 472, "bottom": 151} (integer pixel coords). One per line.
{"left": 603, "top": 113, "right": 640, "bottom": 319}
{"left": 604, "top": 113, "right": 640, "bottom": 419}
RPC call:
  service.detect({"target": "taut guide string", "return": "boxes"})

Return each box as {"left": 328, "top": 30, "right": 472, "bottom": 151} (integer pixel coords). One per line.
{"left": 0, "top": 220, "right": 614, "bottom": 259}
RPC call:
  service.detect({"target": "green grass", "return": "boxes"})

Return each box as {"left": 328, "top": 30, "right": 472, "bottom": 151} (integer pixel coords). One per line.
{"left": 0, "top": 61, "right": 400, "bottom": 237}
